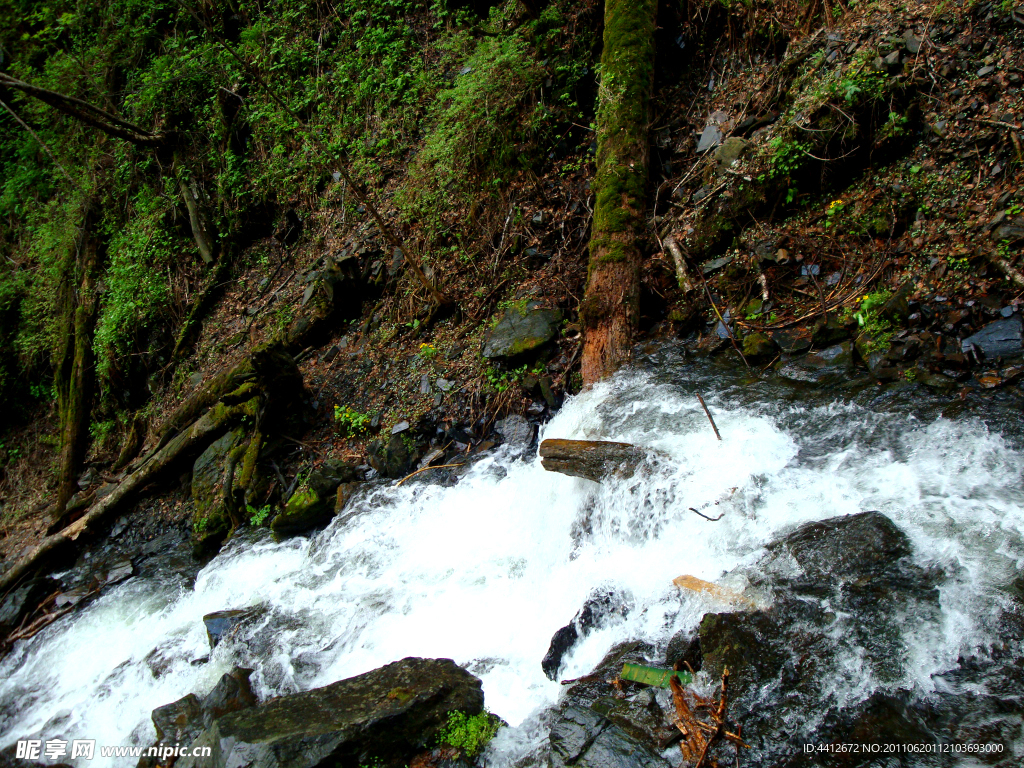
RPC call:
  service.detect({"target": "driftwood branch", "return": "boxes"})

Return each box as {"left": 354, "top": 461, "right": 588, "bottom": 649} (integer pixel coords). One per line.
{"left": 695, "top": 393, "right": 722, "bottom": 441}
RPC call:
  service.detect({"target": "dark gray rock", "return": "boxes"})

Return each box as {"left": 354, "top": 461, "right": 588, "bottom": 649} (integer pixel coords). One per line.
{"left": 482, "top": 304, "right": 562, "bottom": 359}
{"left": 0, "top": 577, "right": 57, "bottom": 634}
{"left": 961, "top": 316, "right": 1024, "bottom": 360}
{"left": 176, "top": 658, "right": 483, "bottom": 768}
{"left": 542, "top": 590, "right": 632, "bottom": 680}
{"left": 695, "top": 512, "right": 944, "bottom": 765}
{"left": 152, "top": 693, "right": 204, "bottom": 745}
{"left": 548, "top": 642, "right": 670, "bottom": 768}
{"left": 202, "top": 608, "right": 263, "bottom": 649}
{"left": 495, "top": 415, "right": 535, "bottom": 452}
{"left": 201, "top": 667, "right": 258, "bottom": 728}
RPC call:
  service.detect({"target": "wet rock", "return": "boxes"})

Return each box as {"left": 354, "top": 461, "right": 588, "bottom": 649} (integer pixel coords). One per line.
{"left": 741, "top": 332, "right": 776, "bottom": 362}
{"left": 151, "top": 694, "right": 204, "bottom": 746}
{"left": 542, "top": 590, "right": 633, "bottom": 680}
{"left": 495, "top": 414, "right": 535, "bottom": 452}
{"left": 0, "top": 577, "right": 57, "bottom": 634}
{"left": 482, "top": 303, "right": 562, "bottom": 360}
{"left": 855, "top": 332, "right": 899, "bottom": 381}
{"left": 961, "top": 316, "right": 1024, "bottom": 360}
{"left": 696, "top": 512, "right": 944, "bottom": 764}
{"left": 202, "top": 607, "right": 263, "bottom": 648}
{"left": 769, "top": 328, "right": 812, "bottom": 355}
{"left": 271, "top": 486, "right": 334, "bottom": 538}
{"left": 548, "top": 642, "right": 670, "bottom": 768}
{"left": 664, "top": 630, "right": 702, "bottom": 672}
{"left": 200, "top": 667, "right": 258, "bottom": 727}
{"left": 139, "top": 668, "right": 258, "bottom": 768}
{"left": 177, "top": 658, "right": 483, "bottom": 768}
{"left": 811, "top": 316, "right": 850, "bottom": 346}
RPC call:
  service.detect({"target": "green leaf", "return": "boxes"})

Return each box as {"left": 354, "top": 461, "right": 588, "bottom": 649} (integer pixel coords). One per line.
{"left": 620, "top": 663, "right": 693, "bottom": 688}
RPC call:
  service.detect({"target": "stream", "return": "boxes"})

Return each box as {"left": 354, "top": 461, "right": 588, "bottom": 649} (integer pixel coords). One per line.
{"left": 1, "top": 346, "right": 1023, "bottom": 766}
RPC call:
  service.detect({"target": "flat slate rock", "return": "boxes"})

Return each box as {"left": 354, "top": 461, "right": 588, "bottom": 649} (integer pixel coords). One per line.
{"left": 176, "top": 657, "right": 483, "bottom": 768}
{"left": 961, "top": 316, "right": 1024, "bottom": 360}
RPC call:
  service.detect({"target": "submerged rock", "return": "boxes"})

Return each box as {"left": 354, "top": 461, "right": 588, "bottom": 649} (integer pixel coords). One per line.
{"left": 176, "top": 657, "right": 483, "bottom": 768}
{"left": 542, "top": 590, "right": 633, "bottom": 680}
{"left": 202, "top": 607, "right": 264, "bottom": 648}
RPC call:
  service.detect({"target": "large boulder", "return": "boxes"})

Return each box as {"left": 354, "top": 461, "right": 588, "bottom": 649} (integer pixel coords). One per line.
{"left": 177, "top": 658, "right": 483, "bottom": 768}
{"left": 139, "top": 668, "right": 258, "bottom": 768}
{"left": 482, "top": 303, "right": 562, "bottom": 360}
{"left": 694, "top": 512, "right": 947, "bottom": 766}
{"left": 961, "top": 316, "right": 1024, "bottom": 361}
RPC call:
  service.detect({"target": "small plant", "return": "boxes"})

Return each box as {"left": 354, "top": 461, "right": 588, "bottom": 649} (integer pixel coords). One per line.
{"left": 435, "top": 711, "right": 500, "bottom": 759}
{"left": 824, "top": 198, "right": 845, "bottom": 228}
{"left": 419, "top": 342, "right": 438, "bottom": 360}
{"left": 193, "top": 515, "right": 208, "bottom": 534}
{"left": 334, "top": 405, "right": 372, "bottom": 436}
{"left": 247, "top": 504, "right": 272, "bottom": 526}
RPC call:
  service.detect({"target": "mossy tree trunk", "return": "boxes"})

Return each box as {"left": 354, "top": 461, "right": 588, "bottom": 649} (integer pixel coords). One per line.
{"left": 580, "top": 0, "right": 657, "bottom": 386}
{"left": 53, "top": 203, "right": 100, "bottom": 516}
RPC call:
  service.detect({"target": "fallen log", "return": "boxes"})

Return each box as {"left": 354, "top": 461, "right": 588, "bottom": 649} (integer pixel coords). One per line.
{"left": 0, "top": 394, "right": 257, "bottom": 595}
{"left": 538, "top": 438, "right": 648, "bottom": 483}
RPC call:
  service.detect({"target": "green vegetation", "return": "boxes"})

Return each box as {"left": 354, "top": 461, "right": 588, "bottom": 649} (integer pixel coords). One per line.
{"left": 435, "top": 710, "right": 501, "bottom": 758}
{"left": 334, "top": 405, "right": 372, "bottom": 436}
{"left": 247, "top": 504, "right": 272, "bottom": 527}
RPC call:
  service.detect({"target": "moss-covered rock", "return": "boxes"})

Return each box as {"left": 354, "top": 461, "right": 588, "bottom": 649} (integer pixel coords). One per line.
{"left": 270, "top": 487, "right": 333, "bottom": 539}
{"left": 482, "top": 303, "right": 562, "bottom": 359}
{"left": 741, "top": 331, "right": 777, "bottom": 362}
{"left": 176, "top": 658, "right": 484, "bottom": 768}
{"left": 191, "top": 430, "right": 244, "bottom": 550}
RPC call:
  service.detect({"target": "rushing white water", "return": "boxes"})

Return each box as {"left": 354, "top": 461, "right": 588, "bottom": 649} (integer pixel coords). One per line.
{"left": 2, "top": 359, "right": 1023, "bottom": 766}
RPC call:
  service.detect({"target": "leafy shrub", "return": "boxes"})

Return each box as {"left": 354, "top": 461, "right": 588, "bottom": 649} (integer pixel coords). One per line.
{"left": 334, "top": 405, "right": 372, "bottom": 435}
{"left": 435, "top": 711, "right": 500, "bottom": 758}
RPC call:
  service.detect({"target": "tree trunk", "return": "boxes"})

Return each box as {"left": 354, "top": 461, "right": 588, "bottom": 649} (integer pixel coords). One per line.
{"left": 53, "top": 205, "right": 100, "bottom": 515}
{"left": 580, "top": 0, "right": 657, "bottom": 386}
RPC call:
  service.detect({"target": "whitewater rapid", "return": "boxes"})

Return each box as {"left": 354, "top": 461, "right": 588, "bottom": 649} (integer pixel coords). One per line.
{"left": 2, "top": 357, "right": 1022, "bottom": 765}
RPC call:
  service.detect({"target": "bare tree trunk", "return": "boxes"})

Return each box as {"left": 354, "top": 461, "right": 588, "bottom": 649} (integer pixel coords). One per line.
{"left": 580, "top": 0, "right": 658, "bottom": 386}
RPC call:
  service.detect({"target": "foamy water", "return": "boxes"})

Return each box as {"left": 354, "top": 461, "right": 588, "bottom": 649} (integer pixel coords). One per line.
{"left": 2, "top": 360, "right": 1022, "bottom": 765}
